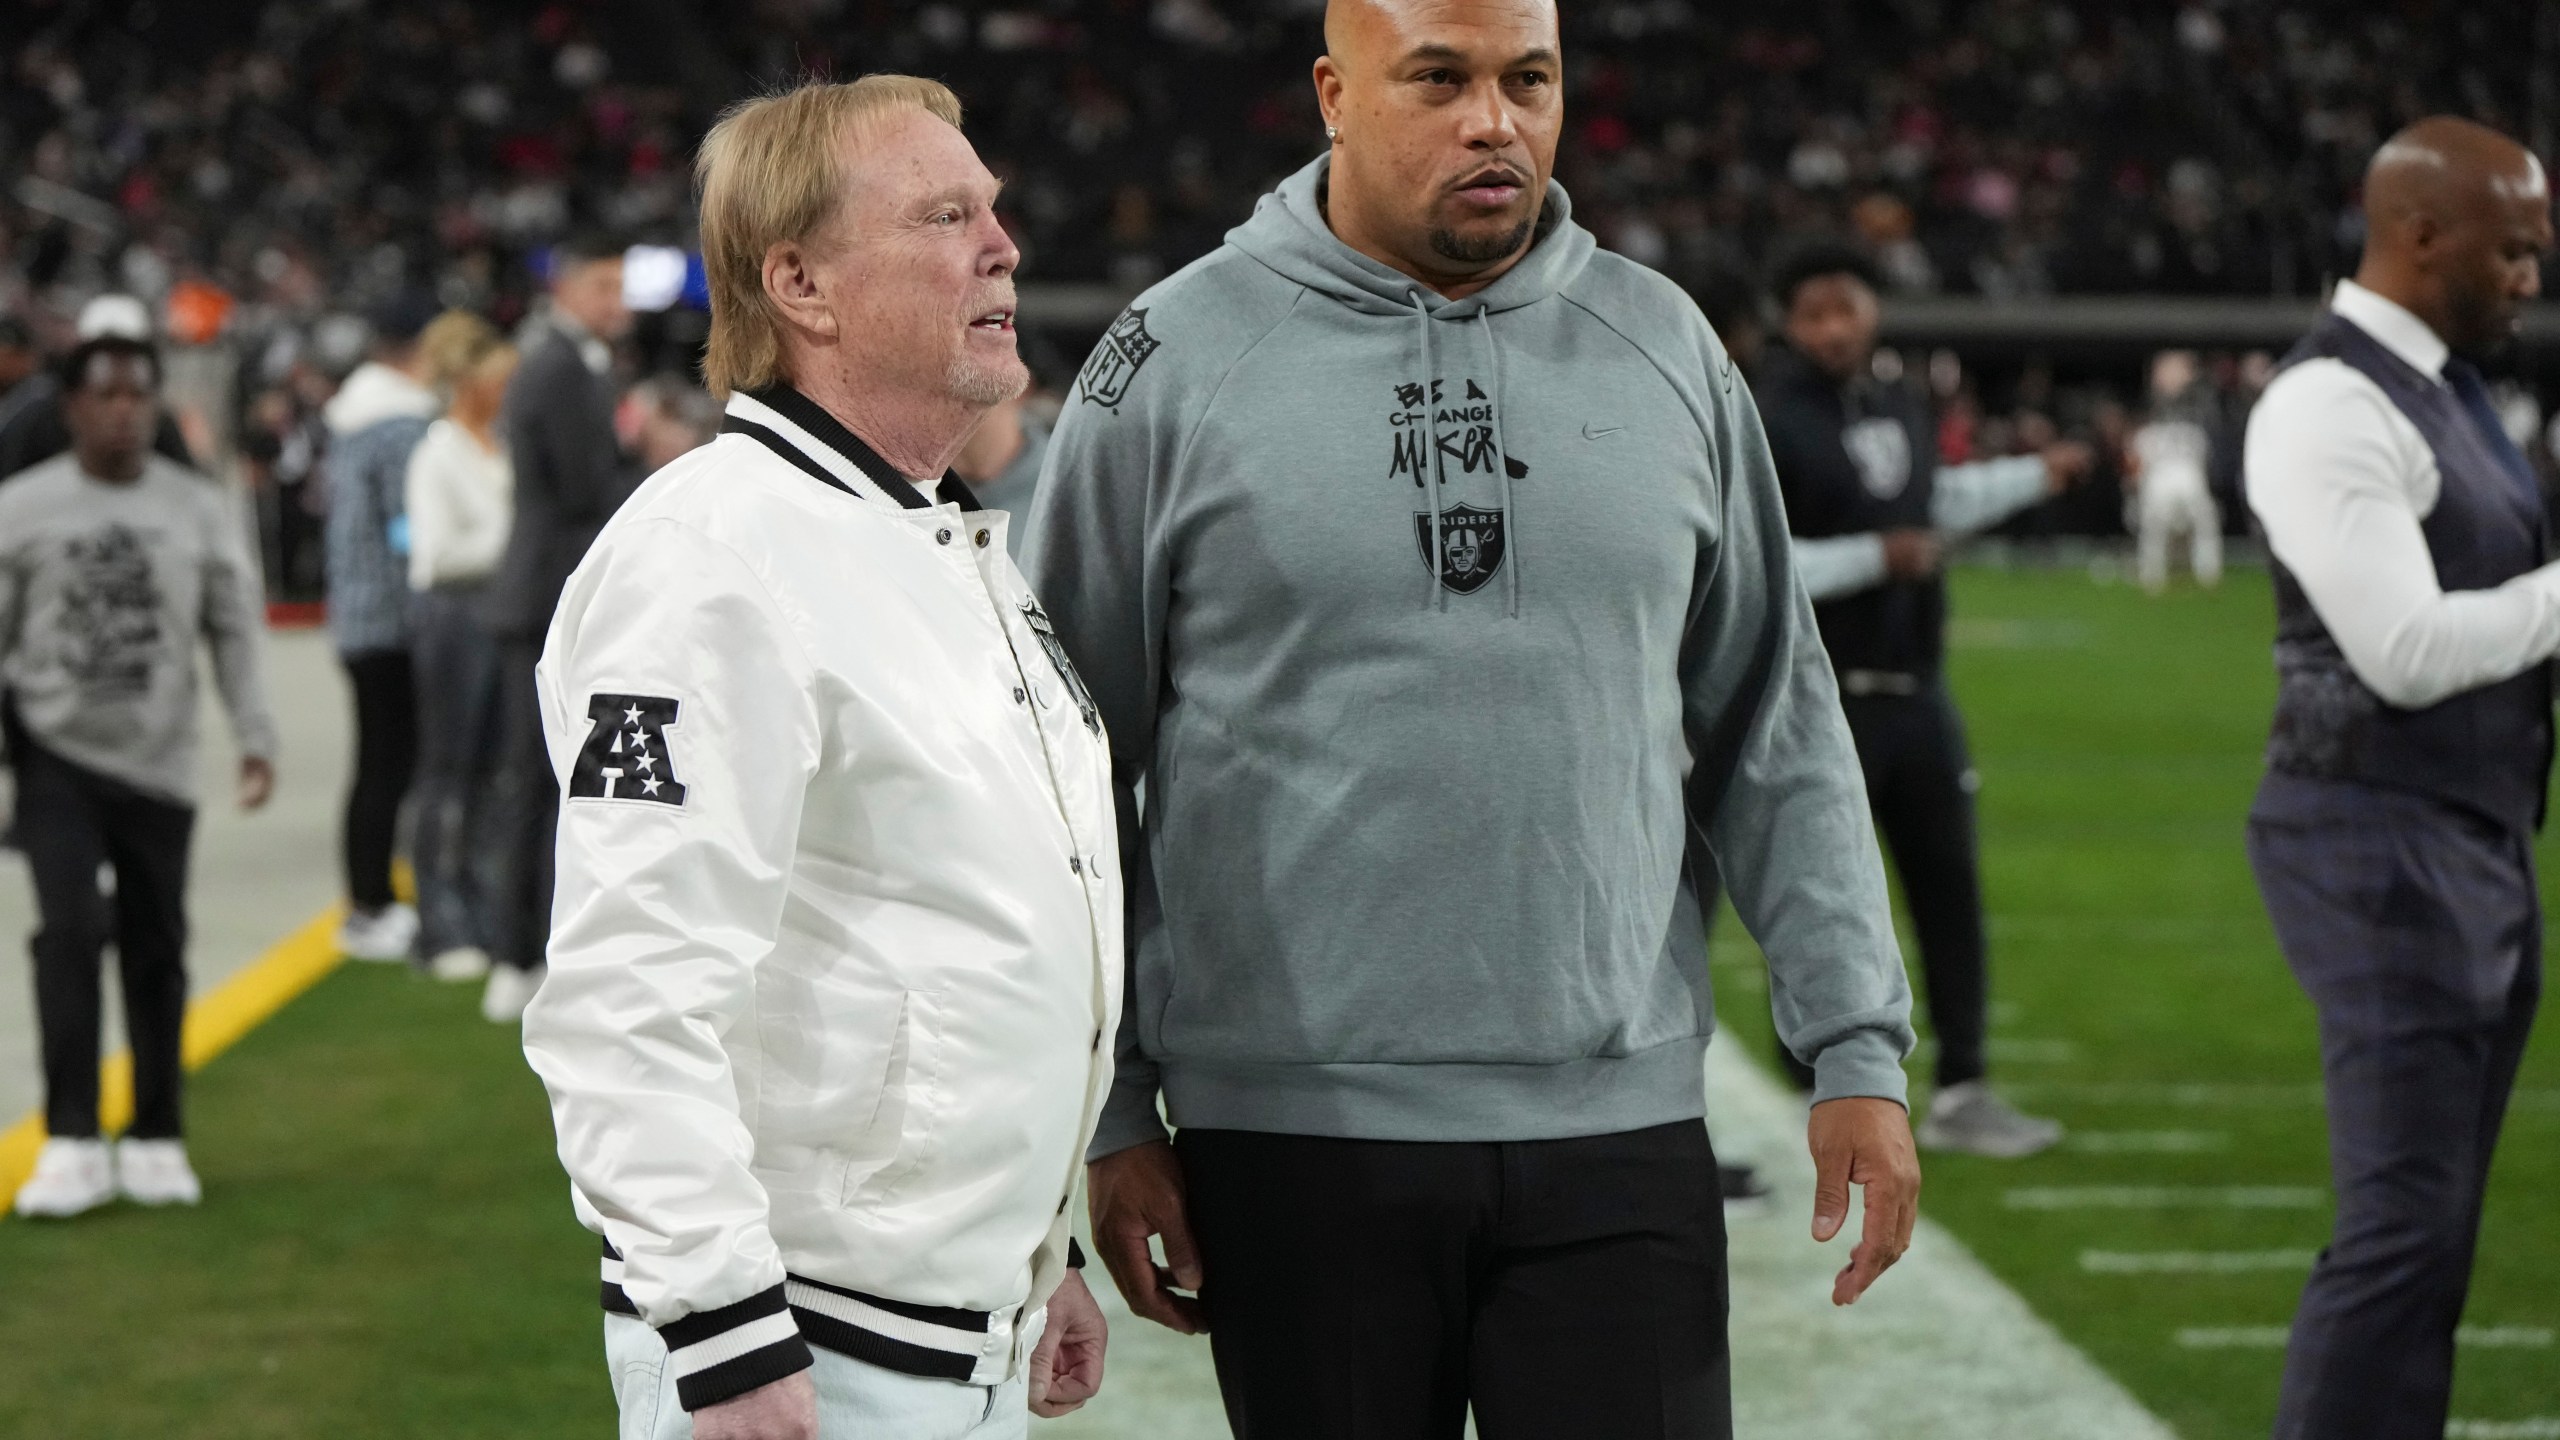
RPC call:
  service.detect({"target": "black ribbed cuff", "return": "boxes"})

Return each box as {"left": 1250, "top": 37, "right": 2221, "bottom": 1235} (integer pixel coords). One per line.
{"left": 660, "top": 1283, "right": 813, "bottom": 1412}
{"left": 1066, "top": 1237, "right": 1086, "bottom": 1269}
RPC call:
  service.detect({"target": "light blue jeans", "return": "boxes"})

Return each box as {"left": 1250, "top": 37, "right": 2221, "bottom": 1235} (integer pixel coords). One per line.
{"left": 605, "top": 1313, "right": 1034, "bottom": 1440}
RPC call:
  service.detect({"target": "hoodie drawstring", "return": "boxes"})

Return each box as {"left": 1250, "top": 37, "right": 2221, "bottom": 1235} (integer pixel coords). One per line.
{"left": 1477, "top": 308, "right": 1519, "bottom": 619}
{"left": 1411, "top": 289, "right": 1449, "bottom": 613}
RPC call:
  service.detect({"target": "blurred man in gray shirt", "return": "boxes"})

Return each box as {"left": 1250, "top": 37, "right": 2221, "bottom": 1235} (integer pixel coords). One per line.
{"left": 0, "top": 335, "right": 275, "bottom": 1219}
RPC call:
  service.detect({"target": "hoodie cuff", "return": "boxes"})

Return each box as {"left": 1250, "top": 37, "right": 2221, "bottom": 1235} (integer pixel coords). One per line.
{"left": 1809, "top": 1029, "right": 1912, "bottom": 1110}
{"left": 659, "top": 1283, "right": 813, "bottom": 1412}
{"left": 1085, "top": 1073, "right": 1173, "bottom": 1162}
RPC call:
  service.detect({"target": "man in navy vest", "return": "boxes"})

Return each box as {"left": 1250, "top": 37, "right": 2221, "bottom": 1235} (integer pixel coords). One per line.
{"left": 2244, "top": 116, "right": 2557, "bottom": 1440}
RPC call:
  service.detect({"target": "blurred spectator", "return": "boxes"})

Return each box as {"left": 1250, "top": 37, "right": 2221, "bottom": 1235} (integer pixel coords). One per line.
{"left": 2127, "top": 350, "right": 2223, "bottom": 592}
{"left": 0, "top": 316, "right": 39, "bottom": 410}
{"left": 321, "top": 291, "right": 441, "bottom": 963}
{"left": 0, "top": 335, "right": 275, "bottom": 1219}
{"left": 404, "top": 310, "right": 518, "bottom": 984}
{"left": 620, "top": 374, "right": 720, "bottom": 475}
{"left": 0, "top": 296, "right": 195, "bottom": 482}
{"left": 952, "top": 390, "right": 1053, "bottom": 561}
{"left": 481, "top": 233, "right": 633, "bottom": 1025}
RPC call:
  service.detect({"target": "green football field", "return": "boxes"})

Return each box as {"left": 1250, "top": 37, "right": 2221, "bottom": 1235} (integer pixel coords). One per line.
{"left": 1712, "top": 564, "right": 2560, "bottom": 1438}
{"left": 0, "top": 564, "right": 2553, "bottom": 1437}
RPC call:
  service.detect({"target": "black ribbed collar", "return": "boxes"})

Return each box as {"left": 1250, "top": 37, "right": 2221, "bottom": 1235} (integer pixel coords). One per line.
{"left": 722, "top": 384, "right": 981, "bottom": 512}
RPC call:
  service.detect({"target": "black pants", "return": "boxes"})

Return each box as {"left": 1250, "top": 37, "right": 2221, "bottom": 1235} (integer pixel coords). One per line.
{"left": 1178, "top": 1121, "right": 1731, "bottom": 1440}
{"left": 9, "top": 722, "right": 196, "bottom": 1139}
{"left": 340, "top": 647, "right": 417, "bottom": 912}
{"left": 2250, "top": 784, "right": 2541, "bottom": 1440}
{"left": 487, "top": 638, "right": 556, "bottom": 974}
{"left": 409, "top": 590, "right": 504, "bottom": 958}
{"left": 1811, "top": 685, "right": 1989, "bottom": 1091}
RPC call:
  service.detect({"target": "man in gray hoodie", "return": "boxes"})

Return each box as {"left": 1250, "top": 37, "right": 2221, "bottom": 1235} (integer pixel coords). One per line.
{"left": 1027, "top": 2, "right": 1918, "bottom": 1435}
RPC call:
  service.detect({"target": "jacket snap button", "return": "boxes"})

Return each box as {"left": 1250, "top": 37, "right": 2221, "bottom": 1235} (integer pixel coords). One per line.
{"left": 1013, "top": 687, "right": 1027, "bottom": 705}
{"left": 975, "top": 529, "right": 991, "bottom": 548}
{"left": 936, "top": 528, "right": 953, "bottom": 545}
{"left": 1069, "top": 856, "right": 1083, "bottom": 874}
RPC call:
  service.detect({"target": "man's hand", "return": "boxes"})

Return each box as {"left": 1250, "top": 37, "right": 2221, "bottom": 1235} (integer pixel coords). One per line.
{"left": 1808, "top": 1096, "right": 1922, "bottom": 1306}
{"left": 690, "top": 1369, "right": 817, "bottom": 1440}
{"left": 2040, "top": 440, "right": 2097, "bottom": 493}
{"left": 1029, "top": 1269, "right": 1108, "bottom": 1417}
{"left": 1880, "top": 528, "right": 1943, "bottom": 581}
{"left": 237, "top": 756, "right": 274, "bottom": 812}
{"left": 1087, "top": 1140, "right": 1207, "bottom": 1334}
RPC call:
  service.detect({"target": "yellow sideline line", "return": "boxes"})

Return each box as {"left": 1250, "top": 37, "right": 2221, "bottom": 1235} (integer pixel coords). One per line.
{"left": 0, "top": 904, "right": 347, "bottom": 1215}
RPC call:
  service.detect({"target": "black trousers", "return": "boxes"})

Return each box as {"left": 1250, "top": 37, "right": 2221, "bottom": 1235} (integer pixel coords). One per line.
{"left": 2250, "top": 784, "right": 2542, "bottom": 1440}
{"left": 9, "top": 721, "right": 196, "bottom": 1139}
{"left": 1178, "top": 1121, "right": 1731, "bottom": 1440}
{"left": 340, "top": 647, "right": 417, "bottom": 913}
{"left": 1808, "top": 685, "right": 1989, "bottom": 1091}
{"left": 408, "top": 590, "right": 504, "bottom": 959}
{"left": 487, "top": 638, "right": 556, "bottom": 974}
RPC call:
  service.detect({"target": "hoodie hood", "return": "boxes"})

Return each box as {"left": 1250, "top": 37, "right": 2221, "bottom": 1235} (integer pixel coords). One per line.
{"left": 1227, "top": 154, "right": 1593, "bottom": 320}
{"left": 324, "top": 361, "right": 437, "bottom": 437}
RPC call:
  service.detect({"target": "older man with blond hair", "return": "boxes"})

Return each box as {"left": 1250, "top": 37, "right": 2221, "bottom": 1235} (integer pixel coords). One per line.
{"left": 521, "top": 76, "right": 1117, "bottom": 1440}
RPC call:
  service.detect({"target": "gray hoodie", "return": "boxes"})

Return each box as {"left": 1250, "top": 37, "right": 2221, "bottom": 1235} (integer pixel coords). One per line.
{"left": 1028, "top": 157, "right": 1913, "bottom": 1158}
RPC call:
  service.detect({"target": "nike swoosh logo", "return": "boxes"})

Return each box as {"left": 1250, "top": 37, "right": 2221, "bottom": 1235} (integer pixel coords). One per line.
{"left": 1583, "top": 422, "right": 1625, "bottom": 440}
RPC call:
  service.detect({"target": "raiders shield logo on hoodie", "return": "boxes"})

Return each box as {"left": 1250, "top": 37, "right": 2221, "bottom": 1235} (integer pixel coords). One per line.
{"left": 1414, "top": 505, "right": 1508, "bottom": 595}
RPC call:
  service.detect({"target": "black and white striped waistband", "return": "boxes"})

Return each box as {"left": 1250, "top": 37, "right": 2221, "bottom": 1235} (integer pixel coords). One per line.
{"left": 601, "top": 1240, "right": 995, "bottom": 1408}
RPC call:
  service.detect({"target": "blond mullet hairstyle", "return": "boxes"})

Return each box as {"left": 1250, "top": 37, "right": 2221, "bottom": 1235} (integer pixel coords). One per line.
{"left": 695, "top": 75, "right": 965, "bottom": 398}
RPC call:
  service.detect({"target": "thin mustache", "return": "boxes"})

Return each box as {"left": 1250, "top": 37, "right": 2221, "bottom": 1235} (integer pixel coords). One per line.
{"left": 1450, "top": 166, "right": 1529, "bottom": 192}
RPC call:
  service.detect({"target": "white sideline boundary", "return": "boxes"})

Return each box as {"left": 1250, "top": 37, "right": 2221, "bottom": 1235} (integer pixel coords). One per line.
{"left": 1707, "top": 1039, "right": 2178, "bottom": 1440}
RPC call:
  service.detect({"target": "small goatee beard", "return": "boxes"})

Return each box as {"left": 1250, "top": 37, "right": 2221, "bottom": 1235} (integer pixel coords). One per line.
{"left": 949, "top": 356, "right": 1029, "bottom": 409}
{"left": 1429, "top": 216, "right": 1536, "bottom": 266}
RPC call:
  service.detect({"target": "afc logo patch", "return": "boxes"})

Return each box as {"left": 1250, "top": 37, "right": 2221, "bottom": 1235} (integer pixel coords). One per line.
{"left": 1077, "top": 306, "right": 1161, "bottom": 409}
{"left": 1414, "top": 504, "right": 1508, "bottom": 595}
{"left": 568, "top": 694, "right": 690, "bottom": 807}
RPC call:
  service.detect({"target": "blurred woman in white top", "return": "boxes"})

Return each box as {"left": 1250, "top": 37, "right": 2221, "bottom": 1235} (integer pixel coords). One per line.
{"left": 402, "top": 312, "right": 518, "bottom": 984}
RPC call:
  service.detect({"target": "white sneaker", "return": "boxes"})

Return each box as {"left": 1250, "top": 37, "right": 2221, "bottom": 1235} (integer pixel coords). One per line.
{"left": 482, "top": 964, "right": 543, "bottom": 1024}
{"left": 337, "top": 903, "right": 420, "bottom": 962}
{"left": 427, "top": 946, "right": 493, "bottom": 983}
{"left": 1917, "top": 1080, "right": 2066, "bottom": 1159}
{"left": 115, "top": 1138, "right": 203, "bottom": 1207}
{"left": 13, "top": 1138, "right": 115, "bottom": 1218}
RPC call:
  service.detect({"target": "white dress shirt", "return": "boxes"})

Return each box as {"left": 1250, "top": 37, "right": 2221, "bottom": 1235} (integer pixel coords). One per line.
{"left": 1793, "top": 454, "right": 2051, "bottom": 601}
{"left": 2243, "top": 279, "right": 2560, "bottom": 710}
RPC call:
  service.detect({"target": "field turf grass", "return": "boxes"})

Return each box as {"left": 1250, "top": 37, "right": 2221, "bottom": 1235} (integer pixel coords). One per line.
{"left": 0, "top": 965, "right": 611, "bottom": 1438}
{"left": 0, "top": 565, "right": 2553, "bottom": 1437}
{"left": 1714, "top": 564, "right": 2560, "bottom": 1438}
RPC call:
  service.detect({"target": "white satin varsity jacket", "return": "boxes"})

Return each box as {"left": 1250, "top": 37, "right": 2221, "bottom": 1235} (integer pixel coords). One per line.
{"left": 521, "top": 385, "right": 1122, "bottom": 1413}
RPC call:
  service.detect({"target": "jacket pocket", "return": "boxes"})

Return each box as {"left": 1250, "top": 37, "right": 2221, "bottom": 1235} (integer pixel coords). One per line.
{"left": 838, "top": 989, "right": 946, "bottom": 1209}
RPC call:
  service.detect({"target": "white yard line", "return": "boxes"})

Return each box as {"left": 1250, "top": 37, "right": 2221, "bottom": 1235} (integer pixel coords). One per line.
{"left": 2178, "top": 1325, "right": 2551, "bottom": 1351}
{"left": 2448, "top": 1420, "right": 2560, "bottom": 1439}
{"left": 2007, "top": 1081, "right": 2560, "bottom": 1113}
{"left": 2005, "top": 1185, "right": 2328, "bottom": 1210}
{"left": 1706, "top": 1039, "right": 2178, "bottom": 1440}
{"left": 2068, "top": 1130, "right": 2230, "bottom": 1153}
{"left": 2080, "top": 1249, "right": 2316, "bottom": 1274}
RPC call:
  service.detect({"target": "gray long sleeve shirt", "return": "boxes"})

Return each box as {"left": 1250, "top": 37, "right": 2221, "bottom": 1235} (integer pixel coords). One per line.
{"left": 0, "top": 454, "right": 277, "bottom": 804}
{"left": 1027, "top": 157, "right": 1914, "bottom": 1159}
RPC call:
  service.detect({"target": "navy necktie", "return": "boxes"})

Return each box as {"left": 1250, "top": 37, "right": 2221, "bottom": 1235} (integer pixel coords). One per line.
{"left": 2441, "top": 357, "right": 2545, "bottom": 513}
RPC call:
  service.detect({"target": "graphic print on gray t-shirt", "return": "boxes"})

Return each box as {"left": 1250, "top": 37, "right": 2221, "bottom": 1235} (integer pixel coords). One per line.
{"left": 59, "top": 522, "right": 167, "bottom": 698}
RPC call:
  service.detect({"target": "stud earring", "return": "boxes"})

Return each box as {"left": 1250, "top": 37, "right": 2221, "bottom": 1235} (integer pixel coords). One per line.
{"left": 1326, "top": 125, "right": 1340, "bottom": 142}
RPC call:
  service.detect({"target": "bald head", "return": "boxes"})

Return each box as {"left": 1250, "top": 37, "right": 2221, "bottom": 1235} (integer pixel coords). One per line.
{"left": 2357, "top": 116, "right": 2552, "bottom": 353}
{"left": 1314, "top": 0, "right": 1563, "bottom": 298}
